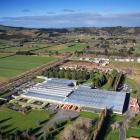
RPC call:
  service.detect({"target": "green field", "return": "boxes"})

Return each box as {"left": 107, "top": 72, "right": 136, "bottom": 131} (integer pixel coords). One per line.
{"left": 126, "top": 114, "right": 140, "bottom": 138}
{"left": 105, "top": 129, "right": 119, "bottom": 140}
{"left": 80, "top": 111, "right": 98, "bottom": 119}
{"left": 0, "top": 106, "right": 52, "bottom": 132}
{"left": 41, "top": 43, "right": 88, "bottom": 53}
{"left": 0, "top": 54, "right": 57, "bottom": 82}
{"left": 126, "top": 128, "right": 140, "bottom": 138}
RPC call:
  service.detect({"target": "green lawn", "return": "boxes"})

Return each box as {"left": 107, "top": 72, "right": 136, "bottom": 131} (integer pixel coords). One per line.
{"left": 127, "top": 114, "right": 140, "bottom": 137}
{"left": 105, "top": 129, "right": 119, "bottom": 140}
{"left": 80, "top": 111, "right": 98, "bottom": 119}
{"left": 0, "top": 55, "right": 57, "bottom": 81}
{"left": 129, "top": 114, "right": 140, "bottom": 128}
{"left": 111, "top": 114, "right": 124, "bottom": 122}
{"left": 126, "top": 128, "right": 140, "bottom": 138}
{"left": 0, "top": 106, "right": 52, "bottom": 132}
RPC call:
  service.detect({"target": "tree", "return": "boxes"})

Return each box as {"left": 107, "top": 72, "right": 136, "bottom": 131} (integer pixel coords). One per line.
{"left": 55, "top": 51, "right": 59, "bottom": 55}
{"left": 59, "top": 69, "right": 65, "bottom": 78}
{"left": 64, "top": 70, "right": 71, "bottom": 79}
{"left": 15, "top": 130, "right": 22, "bottom": 140}
{"left": 48, "top": 71, "right": 54, "bottom": 78}
{"left": 26, "top": 128, "right": 32, "bottom": 137}
{"left": 128, "top": 47, "right": 135, "bottom": 55}
{"left": 104, "top": 48, "right": 108, "bottom": 56}
{"left": 71, "top": 70, "right": 77, "bottom": 80}
{"left": 0, "top": 129, "right": 2, "bottom": 140}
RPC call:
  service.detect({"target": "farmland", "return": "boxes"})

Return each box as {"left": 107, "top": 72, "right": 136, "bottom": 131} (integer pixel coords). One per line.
{"left": 0, "top": 54, "right": 57, "bottom": 82}
{"left": 46, "top": 43, "right": 88, "bottom": 53}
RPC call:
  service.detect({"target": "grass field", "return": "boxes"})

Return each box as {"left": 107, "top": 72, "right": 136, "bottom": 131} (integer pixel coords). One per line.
{"left": 127, "top": 114, "right": 140, "bottom": 137}
{"left": 0, "top": 106, "right": 52, "bottom": 132}
{"left": 126, "top": 128, "right": 140, "bottom": 138}
{"left": 80, "top": 111, "right": 98, "bottom": 119}
{"left": 43, "top": 43, "right": 87, "bottom": 53}
{"left": 0, "top": 54, "right": 57, "bottom": 82}
{"left": 105, "top": 129, "right": 119, "bottom": 140}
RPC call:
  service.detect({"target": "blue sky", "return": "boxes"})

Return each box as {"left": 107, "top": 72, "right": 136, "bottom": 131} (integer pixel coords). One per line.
{"left": 0, "top": 0, "right": 140, "bottom": 28}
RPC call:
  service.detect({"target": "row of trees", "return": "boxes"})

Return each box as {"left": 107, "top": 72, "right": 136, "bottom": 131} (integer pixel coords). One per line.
{"left": 92, "top": 109, "right": 110, "bottom": 140}
{"left": 108, "top": 70, "right": 121, "bottom": 91}
{"left": 77, "top": 47, "right": 136, "bottom": 57}
{"left": 44, "top": 68, "right": 107, "bottom": 88}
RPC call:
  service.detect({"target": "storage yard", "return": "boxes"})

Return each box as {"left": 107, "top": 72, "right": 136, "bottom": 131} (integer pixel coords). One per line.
{"left": 15, "top": 78, "right": 128, "bottom": 114}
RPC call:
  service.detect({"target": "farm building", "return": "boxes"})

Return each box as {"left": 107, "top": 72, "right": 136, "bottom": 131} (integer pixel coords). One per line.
{"left": 20, "top": 78, "right": 128, "bottom": 114}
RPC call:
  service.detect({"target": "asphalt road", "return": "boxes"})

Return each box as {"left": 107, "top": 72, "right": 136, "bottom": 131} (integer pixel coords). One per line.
{"left": 119, "top": 109, "right": 135, "bottom": 140}
{"left": 119, "top": 123, "right": 126, "bottom": 140}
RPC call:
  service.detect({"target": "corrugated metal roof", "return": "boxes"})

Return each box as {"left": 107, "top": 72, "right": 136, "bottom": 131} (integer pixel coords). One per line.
{"left": 23, "top": 78, "right": 126, "bottom": 114}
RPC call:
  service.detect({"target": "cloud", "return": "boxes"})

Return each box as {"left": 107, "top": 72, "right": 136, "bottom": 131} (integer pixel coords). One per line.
{"left": 0, "top": 12, "right": 140, "bottom": 28}
{"left": 47, "top": 11, "right": 56, "bottom": 15}
{"left": 22, "top": 9, "right": 31, "bottom": 12}
{"left": 62, "top": 9, "right": 76, "bottom": 13}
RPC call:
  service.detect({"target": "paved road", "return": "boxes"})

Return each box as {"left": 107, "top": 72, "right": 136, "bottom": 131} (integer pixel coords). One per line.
{"left": 119, "top": 109, "right": 135, "bottom": 140}
{"left": 44, "top": 109, "right": 79, "bottom": 128}
{"left": 119, "top": 123, "right": 126, "bottom": 140}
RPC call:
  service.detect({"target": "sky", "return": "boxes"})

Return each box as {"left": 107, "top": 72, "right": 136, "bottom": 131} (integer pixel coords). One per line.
{"left": 0, "top": 0, "right": 140, "bottom": 28}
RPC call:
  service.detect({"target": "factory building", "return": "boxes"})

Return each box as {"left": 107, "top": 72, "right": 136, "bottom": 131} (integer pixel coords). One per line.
{"left": 21, "top": 78, "right": 128, "bottom": 114}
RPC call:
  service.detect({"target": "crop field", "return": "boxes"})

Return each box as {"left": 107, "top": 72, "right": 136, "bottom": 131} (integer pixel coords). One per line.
{"left": 0, "top": 106, "right": 52, "bottom": 132}
{"left": 0, "top": 54, "right": 57, "bottom": 82}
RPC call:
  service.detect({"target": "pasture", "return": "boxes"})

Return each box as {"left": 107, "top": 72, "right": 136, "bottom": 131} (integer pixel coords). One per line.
{"left": 0, "top": 54, "right": 57, "bottom": 82}
{"left": 37, "top": 43, "right": 88, "bottom": 53}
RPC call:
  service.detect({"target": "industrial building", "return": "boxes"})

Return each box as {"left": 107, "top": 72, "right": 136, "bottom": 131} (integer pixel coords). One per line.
{"left": 21, "top": 78, "right": 128, "bottom": 114}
